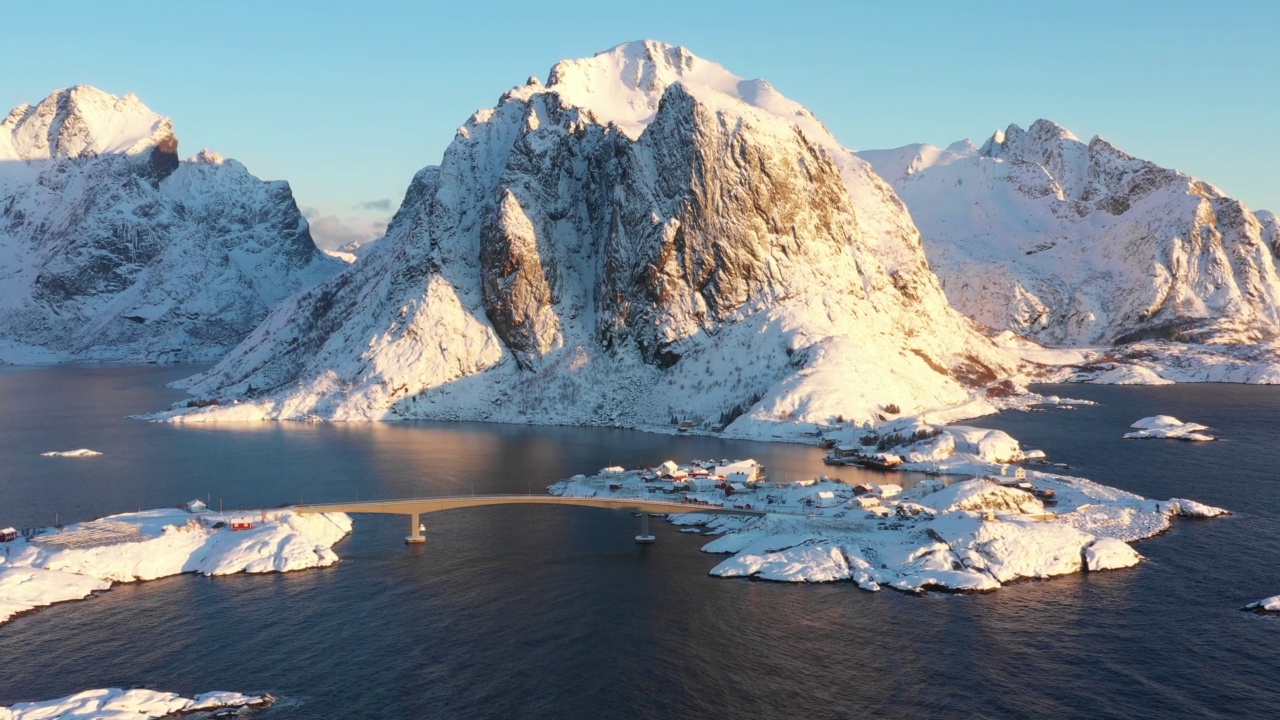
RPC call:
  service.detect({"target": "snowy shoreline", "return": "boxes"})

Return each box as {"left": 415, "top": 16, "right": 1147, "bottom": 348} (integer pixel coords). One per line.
{"left": 0, "top": 508, "right": 351, "bottom": 627}
{"left": 0, "top": 688, "right": 272, "bottom": 719}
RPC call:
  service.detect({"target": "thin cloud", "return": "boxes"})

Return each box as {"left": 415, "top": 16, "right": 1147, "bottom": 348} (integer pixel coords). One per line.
{"left": 307, "top": 214, "right": 389, "bottom": 251}
{"left": 353, "top": 198, "right": 393, "bottom": 212}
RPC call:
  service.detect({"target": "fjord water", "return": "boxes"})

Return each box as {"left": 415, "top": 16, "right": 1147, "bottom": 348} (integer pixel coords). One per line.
{"left": 1, "top": 367, "right": 1278, "bottom": 718}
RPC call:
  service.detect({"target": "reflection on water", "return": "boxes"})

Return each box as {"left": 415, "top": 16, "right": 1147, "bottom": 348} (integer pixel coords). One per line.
{"left": 1, "top": 367, "right": 1279, "bottom": 717}
{"left": 0, "top": 365, "right": 935, "bottom": 529}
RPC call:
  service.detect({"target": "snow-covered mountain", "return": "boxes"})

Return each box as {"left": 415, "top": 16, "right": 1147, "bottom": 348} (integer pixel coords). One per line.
{"left": 859, "top": 120, "right": 1280, "bottom": 346}
{"left": 171, "top": 41, "right": 1017, "bottom": 436}
{"left": 0, "top": 86, "right": 339, "bottom": 362}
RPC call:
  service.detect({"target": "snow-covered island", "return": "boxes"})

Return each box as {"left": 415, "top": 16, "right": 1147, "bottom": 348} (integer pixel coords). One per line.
{"left": 0, "top": 506, "right": 350, "bottom": 626}
{"left": 39, "top": 449, "right": 103, "bottom": 458}
{"left": 551, "top": 420, "right": 1225, "bottom": 593}
{"left": 1123, "top": 416, "right": 1215, "bottom": 442}
{"left": 1242, "top": 596, "right": 1280, "bottom": 614}
{"left": 0, "top": 688, "right": 272, "bottom": 719}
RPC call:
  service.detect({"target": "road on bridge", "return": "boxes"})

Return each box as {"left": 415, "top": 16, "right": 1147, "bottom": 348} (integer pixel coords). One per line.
{"left": 292, "top": 494, "right": 765, "bottom": 544}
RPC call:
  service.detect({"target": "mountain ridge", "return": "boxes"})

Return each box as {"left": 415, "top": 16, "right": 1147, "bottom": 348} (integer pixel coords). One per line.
{"left": 859, "top": 119, "right": 1280, "bottom": 347}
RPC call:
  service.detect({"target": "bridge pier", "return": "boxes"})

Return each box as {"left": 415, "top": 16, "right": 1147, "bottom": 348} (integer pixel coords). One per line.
{"left": 405, "top": 513, "right": 425, "bottom": 544}
{"left": 636, "top": 512, "right": 655, "bottom": 544}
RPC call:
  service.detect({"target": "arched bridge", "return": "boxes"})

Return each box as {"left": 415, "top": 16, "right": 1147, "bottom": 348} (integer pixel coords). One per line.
{"left": 292, "top": 495, "right": 765, "bottom": 544}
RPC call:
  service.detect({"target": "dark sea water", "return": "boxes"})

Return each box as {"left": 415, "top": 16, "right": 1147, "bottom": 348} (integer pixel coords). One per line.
{"left": 1, "top": 367, "right": 1278, "bottom": 718}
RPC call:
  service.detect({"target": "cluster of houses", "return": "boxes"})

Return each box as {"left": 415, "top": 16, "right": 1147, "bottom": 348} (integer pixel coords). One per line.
{"left": 558, "top": 453, "right": 1067, "bottom": 529}
{"left": 581, "top": 458, "right": 948, "bottom": 518}
{"left": 822, "top": 445, "right": 904, "bottom": 470}
{"left": 631, "top": 459, "right": 764, "bottom": 495}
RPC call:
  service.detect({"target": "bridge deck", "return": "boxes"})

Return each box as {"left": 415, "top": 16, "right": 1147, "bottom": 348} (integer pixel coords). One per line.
{"left": 292, "top": 494, "right": 765, "bottom": 517}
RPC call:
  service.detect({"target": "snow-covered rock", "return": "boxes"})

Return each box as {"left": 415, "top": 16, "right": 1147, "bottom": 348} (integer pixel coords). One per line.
{"left": 1242, "top": 595, "right": 1280, "bottom": 614}
{"left": 39, "top": 449, "right": 103, "bottom": 457}
{"left": 917, "top": 479, "right": 1043, "bottom": 515}
{"left": 0, "top": 508, "right": 350, "bottom": 625}
{"left": 1123, "top": 415, "right": 1215, "bottom": 441}
{"left": 1159, "top": 498, "right": 1230, "bottom": 518}
{"left": 1083, "top": 537, "right": 1142, "bottom": 571}
{"left": 0, "top": 688, "right": 271, "bottom": 719}
{"left": 0, "top": 86, "right": 339, "bottom": 362}
{"left": 859, "top": 119, "right": 1280, "bottom": 348}
{"left": 162, "top": 40, "right": 1017, "bottom": 438}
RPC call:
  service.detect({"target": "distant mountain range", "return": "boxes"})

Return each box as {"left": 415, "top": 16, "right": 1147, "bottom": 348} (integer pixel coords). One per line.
{"left": 0, "top": 86, "right": 338, "bottom": 362}
{"left": 859, "top": 120, "right": 1280, "bottom": 346}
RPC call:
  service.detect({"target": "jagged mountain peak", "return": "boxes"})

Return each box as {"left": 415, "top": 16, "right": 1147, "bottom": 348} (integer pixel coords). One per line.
{"left": 979, "top": 119, "right": 1080, "bottom": 158}
{"left": 0, "top": 85, "right": 174, "bottom": 163}
{"left": 187, "top": 149, "right": 225, "bottom": 165}
{"left": 519, "top": 40, "right": 833, "bottom": 149}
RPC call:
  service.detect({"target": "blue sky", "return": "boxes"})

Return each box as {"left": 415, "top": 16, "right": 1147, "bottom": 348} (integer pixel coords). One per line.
{"left": 6, "top": 1, "right": 1278, "bottom": 248}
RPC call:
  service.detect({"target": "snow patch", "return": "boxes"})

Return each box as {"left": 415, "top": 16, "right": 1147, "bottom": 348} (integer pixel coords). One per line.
{"left": 39, "top": 449, "right": 103, "bottom": 458}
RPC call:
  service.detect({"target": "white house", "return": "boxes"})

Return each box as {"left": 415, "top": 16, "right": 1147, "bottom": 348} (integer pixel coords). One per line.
{"left": 687, "top": 477, "right": 719, "bottom": 492}
{"left": 913, "top": 479, "right": 946, "bottom": 496}
{"left": 997, "top": 465, "right": 1027, "bottom": 480}
{"left": 713, "top": 460, "right": 759, "bottom": 484}
{"left": 811, "top": 490, "right": 840, "bottom": 508}
{"left": 185, "top": 499, "right": 208, "bottom": 514}
{"left": 870, "top": 484, "right": 902, "bottom": 499}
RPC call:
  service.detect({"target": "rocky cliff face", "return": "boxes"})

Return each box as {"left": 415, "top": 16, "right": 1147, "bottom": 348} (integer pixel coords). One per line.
{"left": 173, "top": 41, "right": 1015, "bottom": 436}
{"left": 859, "top": 120, "right": 1280, "bottom": 346}
{"left": 0, "top": 86, "right": 339, "bottom": 362}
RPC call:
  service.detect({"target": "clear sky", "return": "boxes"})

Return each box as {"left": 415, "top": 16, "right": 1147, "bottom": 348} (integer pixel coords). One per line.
{"left": 6, "top": 0, "right": 1278, "bottom": 249}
